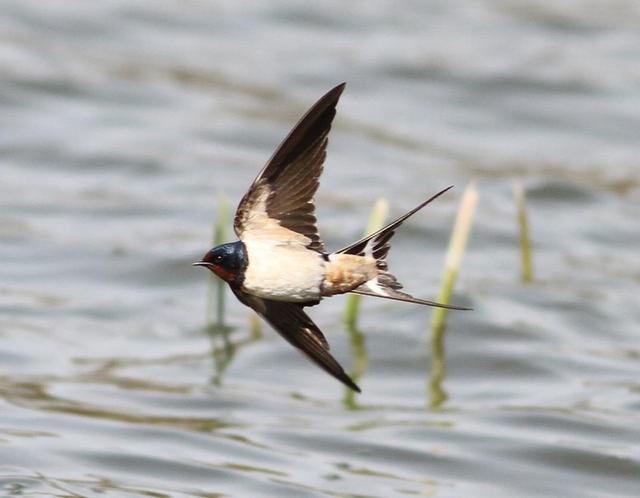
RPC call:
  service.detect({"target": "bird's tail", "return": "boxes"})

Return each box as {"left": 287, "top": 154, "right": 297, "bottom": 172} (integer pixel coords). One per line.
{"left": 336, "top": 186, "right": 470, "bottom": 310}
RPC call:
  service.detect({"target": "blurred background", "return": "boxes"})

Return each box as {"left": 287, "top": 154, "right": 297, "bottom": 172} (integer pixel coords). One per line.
{"left": 1, "top": 1, "right": 639, "bottom": 497}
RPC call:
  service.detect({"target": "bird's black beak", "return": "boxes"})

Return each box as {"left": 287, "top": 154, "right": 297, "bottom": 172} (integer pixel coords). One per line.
{"left": 192, "top": 261, "right": 211, "bottom": 268}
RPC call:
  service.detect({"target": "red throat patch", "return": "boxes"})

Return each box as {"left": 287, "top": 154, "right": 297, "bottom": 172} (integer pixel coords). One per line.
{"left": 212, "top": 264, "right": 236, "bottom": 283}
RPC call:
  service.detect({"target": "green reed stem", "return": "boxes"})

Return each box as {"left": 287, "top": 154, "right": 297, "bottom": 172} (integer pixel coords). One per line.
{"left": 342, "top": 198, "right": 388, "bottom": 408}
{"left": 248, "top": 312, "right": 262, "bottom": 341}
{"left": 429, "top": 321, "right": 448, "bottom": 409}
{"left": 513, "top": 181, "right": 533, "bottom": 282}
{"left": 342, "top": 323, "right": 368, "bottom": 410}
{"left": 206, "top": 193, "right": 230, "bottom": 328}
{"left": 430, "top": 183, "right": 478, "bottom": 332}
{"left": 429, "top": 183, "right": 477, "bottom": 408}
{"left": 343, "top": 198, "right": 389, "bottom": 329}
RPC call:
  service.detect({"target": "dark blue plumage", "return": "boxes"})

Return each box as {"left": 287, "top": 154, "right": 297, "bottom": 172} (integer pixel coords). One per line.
{"left": 198, "top": 241, "right": 247, "bottom": 286}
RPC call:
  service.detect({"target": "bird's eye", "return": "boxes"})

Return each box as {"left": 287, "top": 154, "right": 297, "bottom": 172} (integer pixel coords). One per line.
{"left": 215, "top": 255, "right": 223, "bottom": 263}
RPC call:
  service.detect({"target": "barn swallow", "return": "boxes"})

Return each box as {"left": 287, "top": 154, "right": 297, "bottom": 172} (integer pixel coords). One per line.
{"left": 194, "top": 82, "right": 469, "bottom": 392}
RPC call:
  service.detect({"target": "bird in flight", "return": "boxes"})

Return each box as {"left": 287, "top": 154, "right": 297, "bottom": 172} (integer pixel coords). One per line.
{"left": 194, "top": 83, "right": 469, "bottom": 392}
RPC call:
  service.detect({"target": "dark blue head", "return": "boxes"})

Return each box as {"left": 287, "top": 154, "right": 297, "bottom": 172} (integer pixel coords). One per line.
{"left": 193, "top": 241, "right": 247, "bottom": 285}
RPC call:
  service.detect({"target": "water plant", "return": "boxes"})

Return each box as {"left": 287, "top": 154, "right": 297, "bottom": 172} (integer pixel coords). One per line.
{"left": 513, "top": 181, "right": 533, "bottom": 282}
{"left": 343, "top": 198, "right": 390, "bottom": 329}
{"left": 343, "top": 198, "right": 388, "bottom": 408}
{"left": 206, "top": 193, "right": 230, "bottom": 329}
{"left": 429, "top": 183, "right": 477, "bottom": 408}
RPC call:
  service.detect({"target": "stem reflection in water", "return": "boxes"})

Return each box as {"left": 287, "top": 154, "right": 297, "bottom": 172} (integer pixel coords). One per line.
{"left": 429, "top": 184, "right": 477, "bottom": 409}
{"left": 343, "top": 199, "right": 388, "bottom": 409}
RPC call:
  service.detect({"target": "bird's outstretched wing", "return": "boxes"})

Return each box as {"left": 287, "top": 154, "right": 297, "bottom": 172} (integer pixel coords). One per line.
{"left": 231, "top": 287, "right": 360, "bottom": 392}
{"left": 233, "top": 83, "right": 345, "bottom": 253}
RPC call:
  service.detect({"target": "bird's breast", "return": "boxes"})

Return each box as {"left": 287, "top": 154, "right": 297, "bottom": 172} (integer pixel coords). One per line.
{"left": 241, "top": 239, "right": 325, "bottom": 302}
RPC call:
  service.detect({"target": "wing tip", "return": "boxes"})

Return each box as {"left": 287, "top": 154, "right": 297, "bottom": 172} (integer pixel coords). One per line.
{"left": 341, "top": 374, "right": 361, "bottom": 393}
{"left": 334, "top": 81, "right": 347, "bottom": 92}
{"left": 431, "top": 302, "right": 473, "bottom": 311}
{"left": 323, "top": 82, "right": 346, "bottom": 105}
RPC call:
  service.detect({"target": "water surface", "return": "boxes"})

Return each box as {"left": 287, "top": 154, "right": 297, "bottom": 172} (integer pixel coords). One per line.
{"left": 1, "top": 1, "right": 639, "bottom": 497}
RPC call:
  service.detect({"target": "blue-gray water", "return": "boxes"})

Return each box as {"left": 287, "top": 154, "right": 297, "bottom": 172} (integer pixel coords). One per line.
{"left": 1, "top": 1, "right": 639, "bottom": 497}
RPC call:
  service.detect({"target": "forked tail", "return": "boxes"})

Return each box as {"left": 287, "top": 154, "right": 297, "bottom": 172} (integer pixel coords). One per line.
{"left": 336, "top": 186, "right": 470, "bottom": 310}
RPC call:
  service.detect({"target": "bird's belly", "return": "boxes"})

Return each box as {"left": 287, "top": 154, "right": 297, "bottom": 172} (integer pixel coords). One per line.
{"left": 322, "top": 253, "right": 377, "bottom": 296}
{"left": 242, "top": 241, "right": 325, "bottom": 302}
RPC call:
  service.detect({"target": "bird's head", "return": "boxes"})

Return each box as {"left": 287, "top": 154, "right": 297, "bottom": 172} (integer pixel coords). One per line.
{"left": 193, "top": 241, "right": 246, "bottom": 284}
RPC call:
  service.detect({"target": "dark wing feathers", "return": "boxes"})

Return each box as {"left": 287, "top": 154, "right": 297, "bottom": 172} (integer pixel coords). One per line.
{"left": 234, "top": 83, "right": 345, "bottom": 252}
{"left": 231, "top": 288, "right": 360, "bottom": 392}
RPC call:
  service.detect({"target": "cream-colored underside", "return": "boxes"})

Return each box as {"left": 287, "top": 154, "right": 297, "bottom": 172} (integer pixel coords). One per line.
{"left": 243, "top": 245, "right": 379, "bottom": 302}
{"left": 242, "top": 238, "right": 325, "bottom": 302}
{"left": 239, "top": 187, "right": 378, "bottom": 301}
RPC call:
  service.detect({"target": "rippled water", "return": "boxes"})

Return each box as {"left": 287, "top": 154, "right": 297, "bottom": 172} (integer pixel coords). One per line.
{"left": 1, "top": 1, "right": 639, "bottom": 497}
